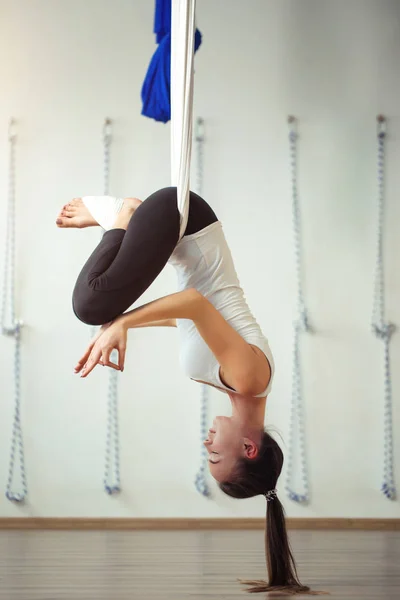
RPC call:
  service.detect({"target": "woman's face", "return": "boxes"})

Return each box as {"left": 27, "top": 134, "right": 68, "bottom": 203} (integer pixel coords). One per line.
{"left": 203, "top": 416, "right": 251, "bottom": 482}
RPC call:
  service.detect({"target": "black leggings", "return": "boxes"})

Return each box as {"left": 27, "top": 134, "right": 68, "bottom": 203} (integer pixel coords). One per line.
{"left": 72, "top": 187, "right": 218, "bottom": 326}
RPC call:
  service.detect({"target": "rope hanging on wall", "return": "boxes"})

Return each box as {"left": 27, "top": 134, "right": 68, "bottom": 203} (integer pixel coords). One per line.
{"left": 372, "top": 115, "right": 396, "bottom": 501}
{"left": 286, "top": 116, "right": 310, "bottom": 504}
{"left": 101, "top": 118, "right": 121, "bottom": 496}
{"left": 1, "top": 119, "right": 28, "bottom": 502}
{"left": 193, "top": 118, "right": 211, "bottom": 498}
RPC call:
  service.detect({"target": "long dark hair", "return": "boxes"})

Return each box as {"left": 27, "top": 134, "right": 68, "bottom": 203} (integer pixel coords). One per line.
{"left": 220, "top": 431, "right": 325, "bottom": 595}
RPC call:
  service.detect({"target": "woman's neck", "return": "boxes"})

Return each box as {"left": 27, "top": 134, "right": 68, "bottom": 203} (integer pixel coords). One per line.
{"left": 229, "top": 392, "right": 266, "bottom": 439}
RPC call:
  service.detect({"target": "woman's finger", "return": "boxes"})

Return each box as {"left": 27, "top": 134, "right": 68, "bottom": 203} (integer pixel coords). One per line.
{"left": 75, "top": 343, "right": 95, "bottom": 373}
{"left": 118, "top": 346, "right": 126, "bottom": 372}
{"left": 101, "top": 347, "right": 113, "bottom": 366}
{"left": 99, "top": 358, "right": 120, "bottom": 371}
{"left": 75, "top": 325, "right": 110, "bottom": 373}
{"left": 101, "top": 348, "right": 120, "bottom": 371}
{"left": 80, "top": 346, "right": 102, "bottom": 377}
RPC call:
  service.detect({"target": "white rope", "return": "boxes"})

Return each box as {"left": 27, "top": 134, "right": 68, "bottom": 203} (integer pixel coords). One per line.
{"left": 171, "top": 0, "right": 196, "bottom": 240}
{"left": 100, "top": 118, "right": 121, "bottom": 496}
{"left": 2, "top": 118, "right": 28, "bottom": 503}
{"left": 372, "top": 116, "right": 396, "bottom": 501}
{"left": 193, "top": 118, "right": 211, "bottom": 498}
{"left": 286, "top": 116, "right": 310, "bottom": 504}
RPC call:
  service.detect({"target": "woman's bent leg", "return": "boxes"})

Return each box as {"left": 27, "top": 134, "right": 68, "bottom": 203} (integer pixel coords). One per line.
{"left": 72, "top": 187, "right": 218, "bottom": 326}
{"left": 72, "top": 188, "right": 180, "bottom": 325}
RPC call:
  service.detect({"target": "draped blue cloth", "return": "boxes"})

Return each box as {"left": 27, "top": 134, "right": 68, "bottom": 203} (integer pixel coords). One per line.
{"left": 141, "top": 0, "right": 202, "bottom": 123}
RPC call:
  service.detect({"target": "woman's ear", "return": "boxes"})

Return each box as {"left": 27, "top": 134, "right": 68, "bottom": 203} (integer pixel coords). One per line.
{"left": 243, "top": 438, "right": 259, "bottom": 459}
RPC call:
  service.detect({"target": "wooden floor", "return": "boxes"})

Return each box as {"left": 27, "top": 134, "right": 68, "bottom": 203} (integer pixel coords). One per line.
{"left": 0, "top": 529, "right": 399, "bottom": 599}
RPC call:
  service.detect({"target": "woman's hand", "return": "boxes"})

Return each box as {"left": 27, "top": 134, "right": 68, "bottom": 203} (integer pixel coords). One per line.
{"left": 74, "top": 322, "right": 111, "bottom": 374}
{"left": 75, "top": 320, "right": 127, "bottom": 378}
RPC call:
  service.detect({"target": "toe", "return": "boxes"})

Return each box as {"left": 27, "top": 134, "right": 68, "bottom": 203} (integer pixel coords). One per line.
{"left": 56, "top": 217, "right": 75, "bottom": 228}
{"left": 64, "top": 206, "right": 76, "bottom": 217}
{"left": 70, "top": 197, "right": 82, "bottom": 207}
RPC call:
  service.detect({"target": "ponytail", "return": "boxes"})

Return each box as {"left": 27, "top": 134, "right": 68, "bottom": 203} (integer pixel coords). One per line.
{"left": 267, "top": 494, "right": 306, "bottom": 590}
{"left": 240, "top": 495, "right": 327, "bottom": 595}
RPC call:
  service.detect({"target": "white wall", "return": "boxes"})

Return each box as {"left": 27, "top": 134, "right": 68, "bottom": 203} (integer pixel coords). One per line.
{"left": 0, "top": 0, "right": 399, "bottom": 518}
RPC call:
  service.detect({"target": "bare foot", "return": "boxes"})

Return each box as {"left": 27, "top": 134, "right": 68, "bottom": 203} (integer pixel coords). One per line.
{"left": 56, "top": 198, "right": 98, "bottom": 229}
{"left": 112, "top": 197, "right": 143, "bottom": 230}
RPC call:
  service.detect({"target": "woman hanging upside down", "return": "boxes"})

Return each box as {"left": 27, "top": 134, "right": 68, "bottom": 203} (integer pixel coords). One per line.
{"left": 56, "top": 187, "right": 314, "bottom": 596}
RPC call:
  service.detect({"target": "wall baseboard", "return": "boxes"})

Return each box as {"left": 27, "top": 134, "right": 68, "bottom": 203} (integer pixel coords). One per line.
{"left": 0, "top": 518, "right": 399, "bottom": 531}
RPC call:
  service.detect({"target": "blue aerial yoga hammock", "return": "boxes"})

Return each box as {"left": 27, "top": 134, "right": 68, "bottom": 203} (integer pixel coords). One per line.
{"left": 141, "top": 0, "right": 202, "bottom": 123}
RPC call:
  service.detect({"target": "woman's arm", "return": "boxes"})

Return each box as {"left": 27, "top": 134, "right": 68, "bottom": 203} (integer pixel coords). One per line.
{"left": 131, "top": 318, "right": 177, "bottom": 328}
{"left": 119, "top": 289, "right": 201, "bottom": 327}
{"left": 80, "top": 288, "right": 270, "bottom": 395}
{"left": 118, "top": 289, "right": 270, "bottom": 395}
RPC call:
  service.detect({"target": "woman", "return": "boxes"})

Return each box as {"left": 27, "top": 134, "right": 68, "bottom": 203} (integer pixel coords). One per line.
{"left": 56, "top": 187, "right": 312, "bottom": 595}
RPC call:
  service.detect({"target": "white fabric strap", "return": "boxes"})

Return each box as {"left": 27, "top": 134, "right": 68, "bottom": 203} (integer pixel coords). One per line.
{"left": 171, "top": 0, "right": 196, "bottom": 240}
{"left": 82, "top": 196, "right": 124, "bottom": 231}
